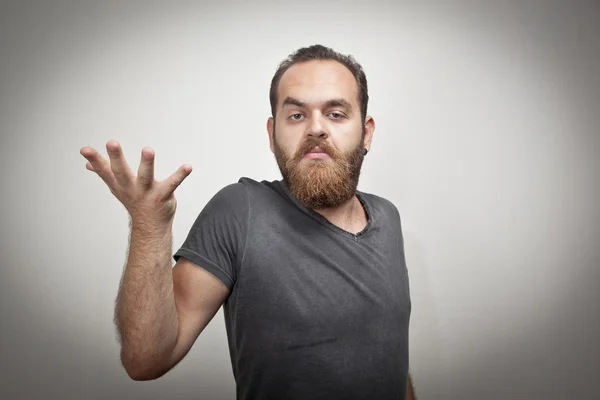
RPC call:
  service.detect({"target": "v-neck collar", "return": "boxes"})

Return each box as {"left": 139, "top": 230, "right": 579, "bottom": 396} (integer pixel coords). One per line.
{"left": 276, "top": 180, "right": 373, "bottom": 242}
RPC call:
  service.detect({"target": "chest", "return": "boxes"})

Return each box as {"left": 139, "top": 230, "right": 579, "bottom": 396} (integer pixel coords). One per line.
{"left": 233, "top": 220, "right": 411, "bottom": 351}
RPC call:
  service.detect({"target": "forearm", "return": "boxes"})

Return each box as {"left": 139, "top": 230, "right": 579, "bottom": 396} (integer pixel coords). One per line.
{"left": 115, "top": 218, "right": 179, "bottom": 379}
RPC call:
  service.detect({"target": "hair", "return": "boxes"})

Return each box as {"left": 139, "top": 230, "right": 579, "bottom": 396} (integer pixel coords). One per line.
{"left": 269, "top": 44, "right": 369, "bottom": 124}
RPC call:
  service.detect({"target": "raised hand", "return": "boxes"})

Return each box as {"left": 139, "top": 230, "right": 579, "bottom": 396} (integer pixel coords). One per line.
{"left": 80, "top": 140, "right": 192, "bottom": 225}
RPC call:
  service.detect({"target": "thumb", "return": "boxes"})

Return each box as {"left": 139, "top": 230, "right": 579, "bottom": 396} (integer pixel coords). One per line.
{"left": 161, "top": 164, "right": 192, "bottom": 198}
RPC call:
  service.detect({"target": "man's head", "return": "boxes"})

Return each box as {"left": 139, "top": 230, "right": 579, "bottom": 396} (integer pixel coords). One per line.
{"left": 267, "top": 45, "right": 375, "bottom": 210}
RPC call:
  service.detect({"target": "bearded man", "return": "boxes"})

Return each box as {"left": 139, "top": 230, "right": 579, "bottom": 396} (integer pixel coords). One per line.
{"left": 81, "top": 44, "right": 416, "bottom": 400}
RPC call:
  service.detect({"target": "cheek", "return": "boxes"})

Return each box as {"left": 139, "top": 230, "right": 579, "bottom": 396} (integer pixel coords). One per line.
{"left": 331, "top": 129, "right": 363, "bottom": 154}
{"left": 275, "top": 125, "right": 303, "bottom": 152}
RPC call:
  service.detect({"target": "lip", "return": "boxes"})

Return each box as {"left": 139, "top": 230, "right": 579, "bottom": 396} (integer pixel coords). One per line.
{"left": 305, "top": 146, "right": 327, "bottom": 155}
{"left": 303, "top": 148, "right": 330, "bottom": 159}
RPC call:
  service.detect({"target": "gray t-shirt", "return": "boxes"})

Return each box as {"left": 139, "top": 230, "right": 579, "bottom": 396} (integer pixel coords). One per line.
{"left": 174, "top": 177, "right": 412, "bottom": 400}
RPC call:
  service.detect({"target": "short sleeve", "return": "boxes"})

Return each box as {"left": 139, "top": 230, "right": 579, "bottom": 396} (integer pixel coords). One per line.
{"left": 173, "top": 181, "right": 249, "bottom": 291}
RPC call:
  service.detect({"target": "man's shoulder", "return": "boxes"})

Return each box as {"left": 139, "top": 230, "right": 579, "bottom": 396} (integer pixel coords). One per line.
{"left": 211, "top": 176, "right": 284, "bottom": 205}
{"left": 358, "top": 189, "right": 400, "bottom": 217}
{"left": 237, "top": 176, "right": 274, "bottom": 189}
{"left": 236, "top": 176, "right": 284, "bottom": 197}
{"left": 214, "top": 176, "right": 276, "bottom": 194}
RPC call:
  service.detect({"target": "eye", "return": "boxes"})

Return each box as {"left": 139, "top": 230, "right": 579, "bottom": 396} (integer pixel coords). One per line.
{"left": 329, "top": 112, "right": 344, "bottom": 119}
{"left": 289, "top": 113, "right": 304, "bottom": 120}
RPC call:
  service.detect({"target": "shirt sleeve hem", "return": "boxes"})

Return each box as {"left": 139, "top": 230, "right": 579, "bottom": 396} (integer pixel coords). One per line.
{"left": 173, "top": 248, "right": 234, "bottom": 291}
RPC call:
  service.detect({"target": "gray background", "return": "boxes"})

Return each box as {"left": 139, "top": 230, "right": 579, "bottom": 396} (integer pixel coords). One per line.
{"left": 1, "top": 0, "right": 599, "bottom": 399}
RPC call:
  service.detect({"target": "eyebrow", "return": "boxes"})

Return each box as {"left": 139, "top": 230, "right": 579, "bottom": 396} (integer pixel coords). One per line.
{"left": 282, "top": 96, "right": 353, "bottom": 111}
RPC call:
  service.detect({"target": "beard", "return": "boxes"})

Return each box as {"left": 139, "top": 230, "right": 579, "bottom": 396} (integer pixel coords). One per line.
{"left": 273, "top": 129, "right": 365, "bottom": 210}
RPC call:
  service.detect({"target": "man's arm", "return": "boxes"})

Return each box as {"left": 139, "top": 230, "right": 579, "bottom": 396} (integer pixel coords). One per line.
{"left": 116, "top": 225, "right": 230, "bottom": 380}
{"left": 406, "top": 373, "right": 416, "bottom": 400}
{"left": 80, "top": 142, "right": 230, "bottom": 380}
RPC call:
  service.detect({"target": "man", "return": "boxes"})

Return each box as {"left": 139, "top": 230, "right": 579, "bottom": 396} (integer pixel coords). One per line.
{"left": 80, "top": 44, "right": 415, "bottom": 400}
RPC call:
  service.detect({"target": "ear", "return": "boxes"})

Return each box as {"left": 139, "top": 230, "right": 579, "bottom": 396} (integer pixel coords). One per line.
{"left": 363, "top": 116, "right": 375, "bottom": 152}
{"left": 267, "top": 117, "right": 275, "bottom": 153}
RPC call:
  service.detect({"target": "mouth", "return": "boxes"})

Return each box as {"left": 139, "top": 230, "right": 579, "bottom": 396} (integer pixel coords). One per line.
{"left": 303, "top": 146, "right": 330, "bottom": 160}
{"left": 306, "top": 146, "right": 327, "bottom": 154}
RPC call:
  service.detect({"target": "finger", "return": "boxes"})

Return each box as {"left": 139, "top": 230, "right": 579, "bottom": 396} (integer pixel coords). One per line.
{"left": 160, "top": 164, "right": 192, "bottom": 199}
{"left": 80, "top": 146, "right": 118, "bottom": 187}
{"left": 137, "top": 147, "right": 155, "bottom": 187}
{"left": 106, "top": 141, "right": 134, "bottom": 186}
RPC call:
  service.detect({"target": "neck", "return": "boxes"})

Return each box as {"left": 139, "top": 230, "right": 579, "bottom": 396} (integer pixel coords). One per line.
{"left": 313, "top": 194, "right": 367, "bottom": 234}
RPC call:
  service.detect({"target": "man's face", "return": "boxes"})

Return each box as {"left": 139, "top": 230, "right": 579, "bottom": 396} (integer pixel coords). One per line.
{"left": 267, "top": 60, "right": 374, "bottom": 210}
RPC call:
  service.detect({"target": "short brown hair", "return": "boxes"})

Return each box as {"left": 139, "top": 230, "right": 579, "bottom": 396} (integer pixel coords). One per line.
{"left": 269, "top": 45, "right": 369, "bottom": 123}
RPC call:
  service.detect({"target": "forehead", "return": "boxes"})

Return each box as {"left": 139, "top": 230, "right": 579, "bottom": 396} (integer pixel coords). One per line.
{"left": 277, "top": 60, "right": 358, "bottom": 107}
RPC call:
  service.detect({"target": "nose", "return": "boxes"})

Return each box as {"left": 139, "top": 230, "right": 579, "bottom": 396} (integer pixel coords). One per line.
{"left": 306, "top": 115, "right": 328, "bottom": 139}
